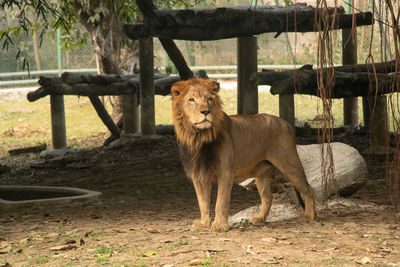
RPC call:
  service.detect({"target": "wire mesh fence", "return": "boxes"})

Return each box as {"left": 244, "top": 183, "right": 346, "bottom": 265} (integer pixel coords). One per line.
{"left": 0, "top": 0, "right": 383, "bottom": 76}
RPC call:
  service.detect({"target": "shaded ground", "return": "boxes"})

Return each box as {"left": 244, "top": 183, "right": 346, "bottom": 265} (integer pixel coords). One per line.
{"left": 0, "top": 129, "right": 399, "bottom": 266}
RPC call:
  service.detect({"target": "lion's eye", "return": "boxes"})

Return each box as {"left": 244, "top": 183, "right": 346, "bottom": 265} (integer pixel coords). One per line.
{"left": 189, "top": 98, "right": 195, "bottom": 103}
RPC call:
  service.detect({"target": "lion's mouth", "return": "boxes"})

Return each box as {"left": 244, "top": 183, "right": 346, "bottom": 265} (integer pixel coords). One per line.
{"left": 194, "top": 119, "right": 212, "bottom": 128}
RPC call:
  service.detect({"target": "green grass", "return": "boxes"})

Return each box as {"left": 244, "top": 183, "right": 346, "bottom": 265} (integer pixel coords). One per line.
{"left": 0, "top": 88, "right": 369, "bottom": 157}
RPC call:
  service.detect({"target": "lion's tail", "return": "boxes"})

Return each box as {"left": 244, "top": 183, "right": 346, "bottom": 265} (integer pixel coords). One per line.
{"left": 294, "top": 189, "right": 305, "bottom": 210}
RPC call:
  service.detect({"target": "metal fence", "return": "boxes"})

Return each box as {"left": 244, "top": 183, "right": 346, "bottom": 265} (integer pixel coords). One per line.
{"left": 0, "top": 0, "right": 381, "bottom": 78}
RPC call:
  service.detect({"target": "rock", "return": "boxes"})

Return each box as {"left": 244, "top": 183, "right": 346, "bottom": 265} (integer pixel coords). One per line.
{"left": 240, "top": 142, "right": 367, "bottom": 202}
{"left": 40, "top": 147, "right": 79, "bottom": 159}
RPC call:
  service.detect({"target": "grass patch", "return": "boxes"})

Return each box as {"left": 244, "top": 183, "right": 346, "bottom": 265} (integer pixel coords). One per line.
{"left": 32, "top": 256, "right": 50, "bottom": 265}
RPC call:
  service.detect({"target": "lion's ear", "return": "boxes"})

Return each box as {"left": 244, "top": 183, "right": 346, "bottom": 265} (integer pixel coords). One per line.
{"left": 207, "top": 79, "right": 220, "bottom": 93}
{"left": 171, "top": 81, "right": 187, "bottom": 98}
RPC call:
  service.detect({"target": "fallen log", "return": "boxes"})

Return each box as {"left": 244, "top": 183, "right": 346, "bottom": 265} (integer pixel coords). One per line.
{"left": 251, "top": 65, "right": 398, "bottom": 98}
{"left": 240, "top": 142, "right": 367, "bottom": 202}
{"left": 8, "top": 143, "right": 47, "bottom": 156}
{"left": 124, "top": 4, "right": 372, "bottom": 40}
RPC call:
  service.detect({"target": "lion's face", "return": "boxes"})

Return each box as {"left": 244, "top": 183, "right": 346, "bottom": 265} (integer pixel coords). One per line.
{"left": 171, "top": 78, "right": 223, "bottom": 130}
{"left": 181, "top": 87, "right": 216, "bottom": 129}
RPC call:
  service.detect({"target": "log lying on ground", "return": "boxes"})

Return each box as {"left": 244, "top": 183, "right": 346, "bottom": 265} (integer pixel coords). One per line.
{"left": 124, "top": 4, "right": 372, "bottom": 40}
{"left": 251, "top": 64, "right": 399, "bottom": 98}
{"left": 240, "top": 142, "right": 367, "bottom": 202}
{"left": 8, "top": 143, "right": 47, "bottom": 156}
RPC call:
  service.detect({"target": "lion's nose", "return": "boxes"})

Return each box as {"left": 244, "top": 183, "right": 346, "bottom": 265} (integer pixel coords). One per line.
{"left": 200, "top": 109, "right": 210, "bottom": 116}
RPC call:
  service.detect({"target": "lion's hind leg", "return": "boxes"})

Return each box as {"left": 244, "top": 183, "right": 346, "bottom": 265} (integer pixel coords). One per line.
{"left": 250, "top": 162, "right": 273, "bottom": 225}
{"left": 268, "top": 151, "right": 316, "bottom": 223}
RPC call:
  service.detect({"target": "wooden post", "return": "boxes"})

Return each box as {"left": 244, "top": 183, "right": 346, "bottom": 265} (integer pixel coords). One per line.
{"left": 139, "top": 37, "right": 155, "bottom": 135}
{"left": 123, "top": 94, "right": 139, "bottom": 134}
{"left": 362, "top": 97, "right": 370, "bottom": 128}
{"left": 369, "top": 96, "right": 389, "bottom": 151}
{"left": 279, "top": 94, "right": 295, "bottom": 126}
{"left": 237, "top": 36, "right": 258, "bottom": 114}
{"left": 342, "top": 28, "right": 358, "bottom": 128}
{"left": 50, "top": 95, "right": 67, "bottom": 149}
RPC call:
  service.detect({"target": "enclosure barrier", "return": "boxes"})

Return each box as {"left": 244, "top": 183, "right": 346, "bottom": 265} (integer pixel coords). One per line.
{"left": 27, "top": 1, "right": 387, "bottom": 152}
{"left": 124, "top": 1, "right": 383, "bottom": 148}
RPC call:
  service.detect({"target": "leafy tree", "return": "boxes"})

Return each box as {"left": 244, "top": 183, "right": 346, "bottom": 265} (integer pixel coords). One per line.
{"left": 1, "top": 0, "right": 203, "bottom": 121}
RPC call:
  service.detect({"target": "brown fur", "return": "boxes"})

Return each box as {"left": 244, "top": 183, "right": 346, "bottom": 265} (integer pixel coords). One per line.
{"left": 171, "top": 78, "right": 316, "bottom": 232}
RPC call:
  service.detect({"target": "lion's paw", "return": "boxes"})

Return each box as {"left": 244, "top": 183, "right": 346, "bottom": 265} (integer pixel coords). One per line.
{"left": 299, "top": 213, "right": 316, "bottom": 223}
{"left": 191, "top": 219, "right": 210, "bottom": 231}
{"left": 210, "top": 221, "right": 229, "bottom": 232}
{"left": 251, "top": 217, "right": 265, "bottom": 225}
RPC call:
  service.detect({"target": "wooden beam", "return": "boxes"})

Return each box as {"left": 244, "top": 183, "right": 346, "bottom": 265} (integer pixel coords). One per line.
{"left": 251, "top": 65, "right": 399, "bottom": 98}
{"left": 89, "top": 96, "right": 121, "bottom": 139}
{"left": 124, "top": 7, "right": 372, "bottom": 41}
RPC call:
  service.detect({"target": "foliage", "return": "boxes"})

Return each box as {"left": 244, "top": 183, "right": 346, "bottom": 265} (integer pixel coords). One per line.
{"left": 0, "top": 0, "right": 205, "bottom": 69}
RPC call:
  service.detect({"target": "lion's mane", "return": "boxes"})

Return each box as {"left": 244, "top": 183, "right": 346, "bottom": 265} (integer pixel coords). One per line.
{"left": 171, "top": 78, "right": 228, "bottom": 182}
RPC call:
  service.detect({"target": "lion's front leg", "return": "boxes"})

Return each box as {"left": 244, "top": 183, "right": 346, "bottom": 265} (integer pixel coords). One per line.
{"left": 211, "top": 177, "right": 233, "bottom": 232}
{"left": 191, "top": 179, "right": 211, "bottom": 231}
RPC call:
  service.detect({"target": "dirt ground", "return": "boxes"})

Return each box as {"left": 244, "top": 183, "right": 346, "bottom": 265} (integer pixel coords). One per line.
{"left": 0, "top": 129, "right": 399, "bottom": 267}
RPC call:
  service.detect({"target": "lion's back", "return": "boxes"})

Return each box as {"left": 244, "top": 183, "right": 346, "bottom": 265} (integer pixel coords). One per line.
{"left": 228, "top": 113, "right": 295, "bottom": 163}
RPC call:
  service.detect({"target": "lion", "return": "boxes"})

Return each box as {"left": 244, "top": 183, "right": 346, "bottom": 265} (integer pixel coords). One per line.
{"left": 171, "top": 78, "right": 316, "bottom": 232}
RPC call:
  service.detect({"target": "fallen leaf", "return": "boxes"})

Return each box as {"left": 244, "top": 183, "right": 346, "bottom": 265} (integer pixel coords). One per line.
{"left": 97, "top": 253, "right": 112, "bottom": 260}
{"left": 261, "top": 237, "right": 277, "bottom": 243}
{"left": 49, "top": 244, "right": 77, "bottom": 251}
{"left": 142, "top": 251, "right": 157, "bottom": 257}
{"left": 47, "top": 233, "right": 59, "bottom": 238}
{"left": 357, "top": 257, "right": 371, "bottom": 265}
{"left": 19, "top": 238, "right": 29, "bottom": 245}
{"left": 146, "top": 227, "right": 160, "bottom": 233}
{"left": 112, "top": 228, "right": 127, "bottom": 233}
{"left": 29, "top": 224, "right": 40, "bottom": 231}
{"left": 217, "top": 238, "right": 230, "bottom": 242}
{"left": 206, "top": 247, "right": 224, "bottom": 252}
{"left": 65, "top": 240, "right": 76, "bottom": 245}
{"left": 246, "top": 245, "right": 255, "bottom": 255}
{"left": 189, "top": 259, "right": 203, "bottom": 266}
{"left": 0, "top": 241, "right": 12, "bottom": 254}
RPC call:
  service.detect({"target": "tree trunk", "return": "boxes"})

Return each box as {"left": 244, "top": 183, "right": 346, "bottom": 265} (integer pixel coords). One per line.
{"left": 71, "top": 0, "right": 140, "bottom": 135}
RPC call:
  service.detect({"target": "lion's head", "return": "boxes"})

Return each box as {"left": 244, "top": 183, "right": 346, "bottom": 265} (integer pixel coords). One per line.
{"left": 171, "top": 78, "right": 225, "bottom": 150}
